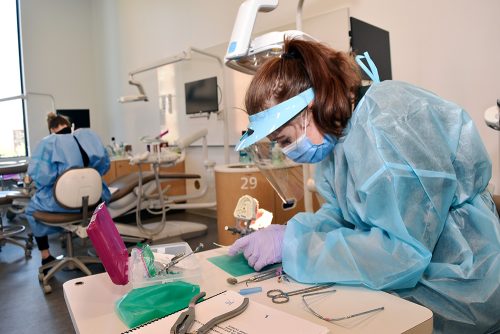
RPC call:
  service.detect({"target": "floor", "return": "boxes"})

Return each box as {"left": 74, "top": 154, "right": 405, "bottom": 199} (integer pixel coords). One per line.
{"left": 0, "top": 210, "right": 219, "bottom": 334}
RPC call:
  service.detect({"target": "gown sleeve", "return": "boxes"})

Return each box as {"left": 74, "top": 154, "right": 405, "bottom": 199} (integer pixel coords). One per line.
{"left": 27, "top": 136, "right": 59, "bottom": 189}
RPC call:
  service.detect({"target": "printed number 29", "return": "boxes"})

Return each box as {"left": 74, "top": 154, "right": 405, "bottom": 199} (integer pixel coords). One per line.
{"left": 241, "top": 176, "right": 257, "bottom": 189}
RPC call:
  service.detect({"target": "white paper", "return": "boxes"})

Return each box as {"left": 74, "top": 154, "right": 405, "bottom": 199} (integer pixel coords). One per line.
{"left": 123, "top": 290, "right": 328, "bottom": 334}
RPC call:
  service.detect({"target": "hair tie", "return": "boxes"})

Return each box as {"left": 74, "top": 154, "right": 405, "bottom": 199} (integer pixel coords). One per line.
{"left": 282, "top": 50, "right": 298, "bottom": 60}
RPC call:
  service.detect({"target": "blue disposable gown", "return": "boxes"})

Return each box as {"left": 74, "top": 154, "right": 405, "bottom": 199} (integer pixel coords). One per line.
{"left": 282, "top": 81, "right": 500, "bottom": 333}
{"left": 26, "top": 128, "right": 111, "bottom": 237}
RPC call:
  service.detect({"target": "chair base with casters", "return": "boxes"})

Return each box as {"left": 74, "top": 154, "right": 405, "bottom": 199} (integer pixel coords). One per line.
{"left": 0, "top": 190, "right": 33, "bottom": 258}
{"left": 33, "top": 211, "right": 102, "bottom": 294}
{"left": 33, "top": 167, "right": 104, "bottom": 294}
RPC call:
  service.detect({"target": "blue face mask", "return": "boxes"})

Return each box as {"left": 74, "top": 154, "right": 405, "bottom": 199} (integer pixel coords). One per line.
{"left": 281, "top": 133, "right": 336, "bottom": 163}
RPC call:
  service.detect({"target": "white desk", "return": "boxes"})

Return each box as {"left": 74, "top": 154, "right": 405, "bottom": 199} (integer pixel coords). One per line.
{"left": 64, "top": 248, "right": 433, "bottom": 334}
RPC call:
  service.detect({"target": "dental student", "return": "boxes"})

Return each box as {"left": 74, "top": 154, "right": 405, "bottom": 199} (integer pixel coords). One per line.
{"left": 26, "top": 113, "right": 111, "bottom": 273}
{"left": 228, "top": 38, "right": 500, "bottom": 333}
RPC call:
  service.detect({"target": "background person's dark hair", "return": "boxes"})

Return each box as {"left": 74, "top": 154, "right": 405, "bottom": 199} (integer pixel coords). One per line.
{"left": 46, "top": 112, "right": 70, "bottom": 133}
{"left": 245, "top": 38, "right": 362, "bottom": 137}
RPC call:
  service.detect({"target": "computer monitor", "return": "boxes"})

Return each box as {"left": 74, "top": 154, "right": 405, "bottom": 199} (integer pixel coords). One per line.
{"left": 350, "top": 17, "right": 392, "bottom": 81}
{"left": 57, "top": 109, "right": 90, "bottom": 129}
{"left": 184, "top": 77, "right": 219, "bottom": 115}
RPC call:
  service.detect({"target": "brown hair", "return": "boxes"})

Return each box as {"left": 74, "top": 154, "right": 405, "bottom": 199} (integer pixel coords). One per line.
{"left": 245, "top": 38, "right": 362, "bottom": 137}
{"left": 46, "top": 112, "right": 70, "bottom": 133}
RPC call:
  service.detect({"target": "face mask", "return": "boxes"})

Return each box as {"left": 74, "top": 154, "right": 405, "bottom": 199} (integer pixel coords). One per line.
{"left": 281, "top": 133, "right": 336, "bottom": 163}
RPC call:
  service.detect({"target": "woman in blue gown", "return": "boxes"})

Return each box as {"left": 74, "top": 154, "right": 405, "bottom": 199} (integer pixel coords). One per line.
{"left": 229, "top": 38, "right": 500, "bottom": 333}
{"left": 26, "top": 113, "right": 111, "bottom": 268}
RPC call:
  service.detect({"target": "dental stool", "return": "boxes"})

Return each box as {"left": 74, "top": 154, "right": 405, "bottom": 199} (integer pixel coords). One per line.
{"left": 33, "top": 168, "right": 103, "bottom": 294}
{"left": 0, "top": 190, "right": 33, "bottom": 257}
{"left": 0, "top": 162, "right": 33, "bottom": 258}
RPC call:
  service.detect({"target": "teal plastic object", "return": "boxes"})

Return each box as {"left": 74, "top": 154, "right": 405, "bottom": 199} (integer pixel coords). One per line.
{"left": 115, "top": 281, "right": 201, "bottom": 329}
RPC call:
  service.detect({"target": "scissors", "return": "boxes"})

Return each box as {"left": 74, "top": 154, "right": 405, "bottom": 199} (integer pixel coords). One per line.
{"left": 170, "top": 291, "right": 249, "bottom": 334}
{"left": 267, "top": 283, "right": 335, "bottom": 304}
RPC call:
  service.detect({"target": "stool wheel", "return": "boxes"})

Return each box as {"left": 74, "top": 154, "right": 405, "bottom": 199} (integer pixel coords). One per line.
{"left": 43, "top": 284, "right": 52, "bottom": 294}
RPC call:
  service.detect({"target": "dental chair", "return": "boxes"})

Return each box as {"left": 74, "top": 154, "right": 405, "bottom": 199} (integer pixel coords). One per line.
{"left": 34, "top": 167, "right": 103, "bottom": 294}
{"left": 0, "top": 162, "right": 33, "bottom": 257}
{"left": 107, "top": 129, "right": 215, "bottom": 243}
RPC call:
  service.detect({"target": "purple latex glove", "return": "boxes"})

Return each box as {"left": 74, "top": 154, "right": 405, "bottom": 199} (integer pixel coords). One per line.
{"left": 228, "top": 224, "right": 286, "bottom": 271}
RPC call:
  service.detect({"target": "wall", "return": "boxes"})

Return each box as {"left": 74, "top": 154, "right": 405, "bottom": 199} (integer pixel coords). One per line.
{"left": 344, "top": 0, "right": 500, "bottom": 191}
{"left": 20, "top": 0, "right": 500, "bottom": 194}
{"left": 20, "top": 0, "right": 102, "bottom": 152}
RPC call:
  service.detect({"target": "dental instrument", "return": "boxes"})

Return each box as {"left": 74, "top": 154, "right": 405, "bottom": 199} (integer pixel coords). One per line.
{"left": 170, "top": 291, "right": 249, "bottom": 334}
{"left": 302, "top": 290, "right": 385, "bottom": 322}
{"left": 226, "top": 266, "right": 282, "bottom": 285}
{"left": 267, "top": 283, "right": 335, "bottom": 304}
{"left": 158, "top": 243, "right": 204, "bottom": 274}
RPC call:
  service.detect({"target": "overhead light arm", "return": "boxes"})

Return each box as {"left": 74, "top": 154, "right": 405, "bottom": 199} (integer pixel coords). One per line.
{"left": 119, "top": 51, "right": 190, "bottom": 104}
{"left": 119, "top": 49, "right": 221, "bottom": 104}
{"left": 0, "top": 92, "right": 56, "bottom": 112}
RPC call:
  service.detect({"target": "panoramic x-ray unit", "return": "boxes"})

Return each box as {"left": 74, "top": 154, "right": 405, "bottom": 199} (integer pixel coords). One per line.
{"left": 225, "top": 0, "right": 317, "bottom": 212}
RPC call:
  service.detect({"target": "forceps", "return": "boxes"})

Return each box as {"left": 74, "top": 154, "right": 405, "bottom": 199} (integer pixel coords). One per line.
{"left": 267, "top": 283, "right": 335, "bottom": 304}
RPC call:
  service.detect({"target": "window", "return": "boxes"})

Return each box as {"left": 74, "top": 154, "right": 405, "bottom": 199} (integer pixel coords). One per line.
{"left": 0, "top": 0, "right": 26, "bottom": 159}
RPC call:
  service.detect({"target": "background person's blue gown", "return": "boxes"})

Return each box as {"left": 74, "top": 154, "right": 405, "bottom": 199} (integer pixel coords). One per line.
{"left": 282, "top": 81, "right": 500, "bottom": 333}
{"left": 26, "top": 128, "right": 111, "bottom": 237}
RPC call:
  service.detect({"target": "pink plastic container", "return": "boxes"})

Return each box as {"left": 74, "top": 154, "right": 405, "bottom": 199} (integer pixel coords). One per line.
{"left": 87, "top": 202, "right": 129, "bottom": 285}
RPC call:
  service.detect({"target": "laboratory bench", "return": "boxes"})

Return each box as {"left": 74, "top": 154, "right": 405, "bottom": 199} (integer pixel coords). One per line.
{"left": 63, "top": 247, "right": 433, "bottom": 334}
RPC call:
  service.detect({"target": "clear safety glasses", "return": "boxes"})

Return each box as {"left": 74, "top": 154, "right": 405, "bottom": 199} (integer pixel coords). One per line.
{"left": 301, "top": 290, "right": 384, "bottom": 322}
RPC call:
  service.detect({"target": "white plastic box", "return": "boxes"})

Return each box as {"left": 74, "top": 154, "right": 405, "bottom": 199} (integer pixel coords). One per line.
{"left": 128, "top": 242, "right": 201, "bottom": 289}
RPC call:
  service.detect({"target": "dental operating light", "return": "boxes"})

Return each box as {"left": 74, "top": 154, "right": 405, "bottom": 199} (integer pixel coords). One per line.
{"left": 118, "top": 78, "right": 148, "bottom": 103}
{"left": 225, "top": 0, "right": 315, "bottom": 74}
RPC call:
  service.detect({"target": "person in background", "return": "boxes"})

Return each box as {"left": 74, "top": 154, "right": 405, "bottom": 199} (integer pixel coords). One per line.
{"left": 229, "top": 38, "right": 500, "bottom": 333}
{"left": 26, "top": 112, "right": 111, "bottom": 271}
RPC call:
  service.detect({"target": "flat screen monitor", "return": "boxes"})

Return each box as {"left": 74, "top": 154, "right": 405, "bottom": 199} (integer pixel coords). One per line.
{"left": 57, "top": 109, "right": 90, "bottom": 129}
{"left": 184, "top": 77, "right": 219, "bottom": 115}
{"left": 350, "top": 17, "right": 392, "bottom": 81}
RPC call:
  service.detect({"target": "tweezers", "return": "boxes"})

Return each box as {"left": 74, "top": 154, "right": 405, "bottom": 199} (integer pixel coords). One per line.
{"left": 170, "top": 291, "right": 250, "bottom": 334}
